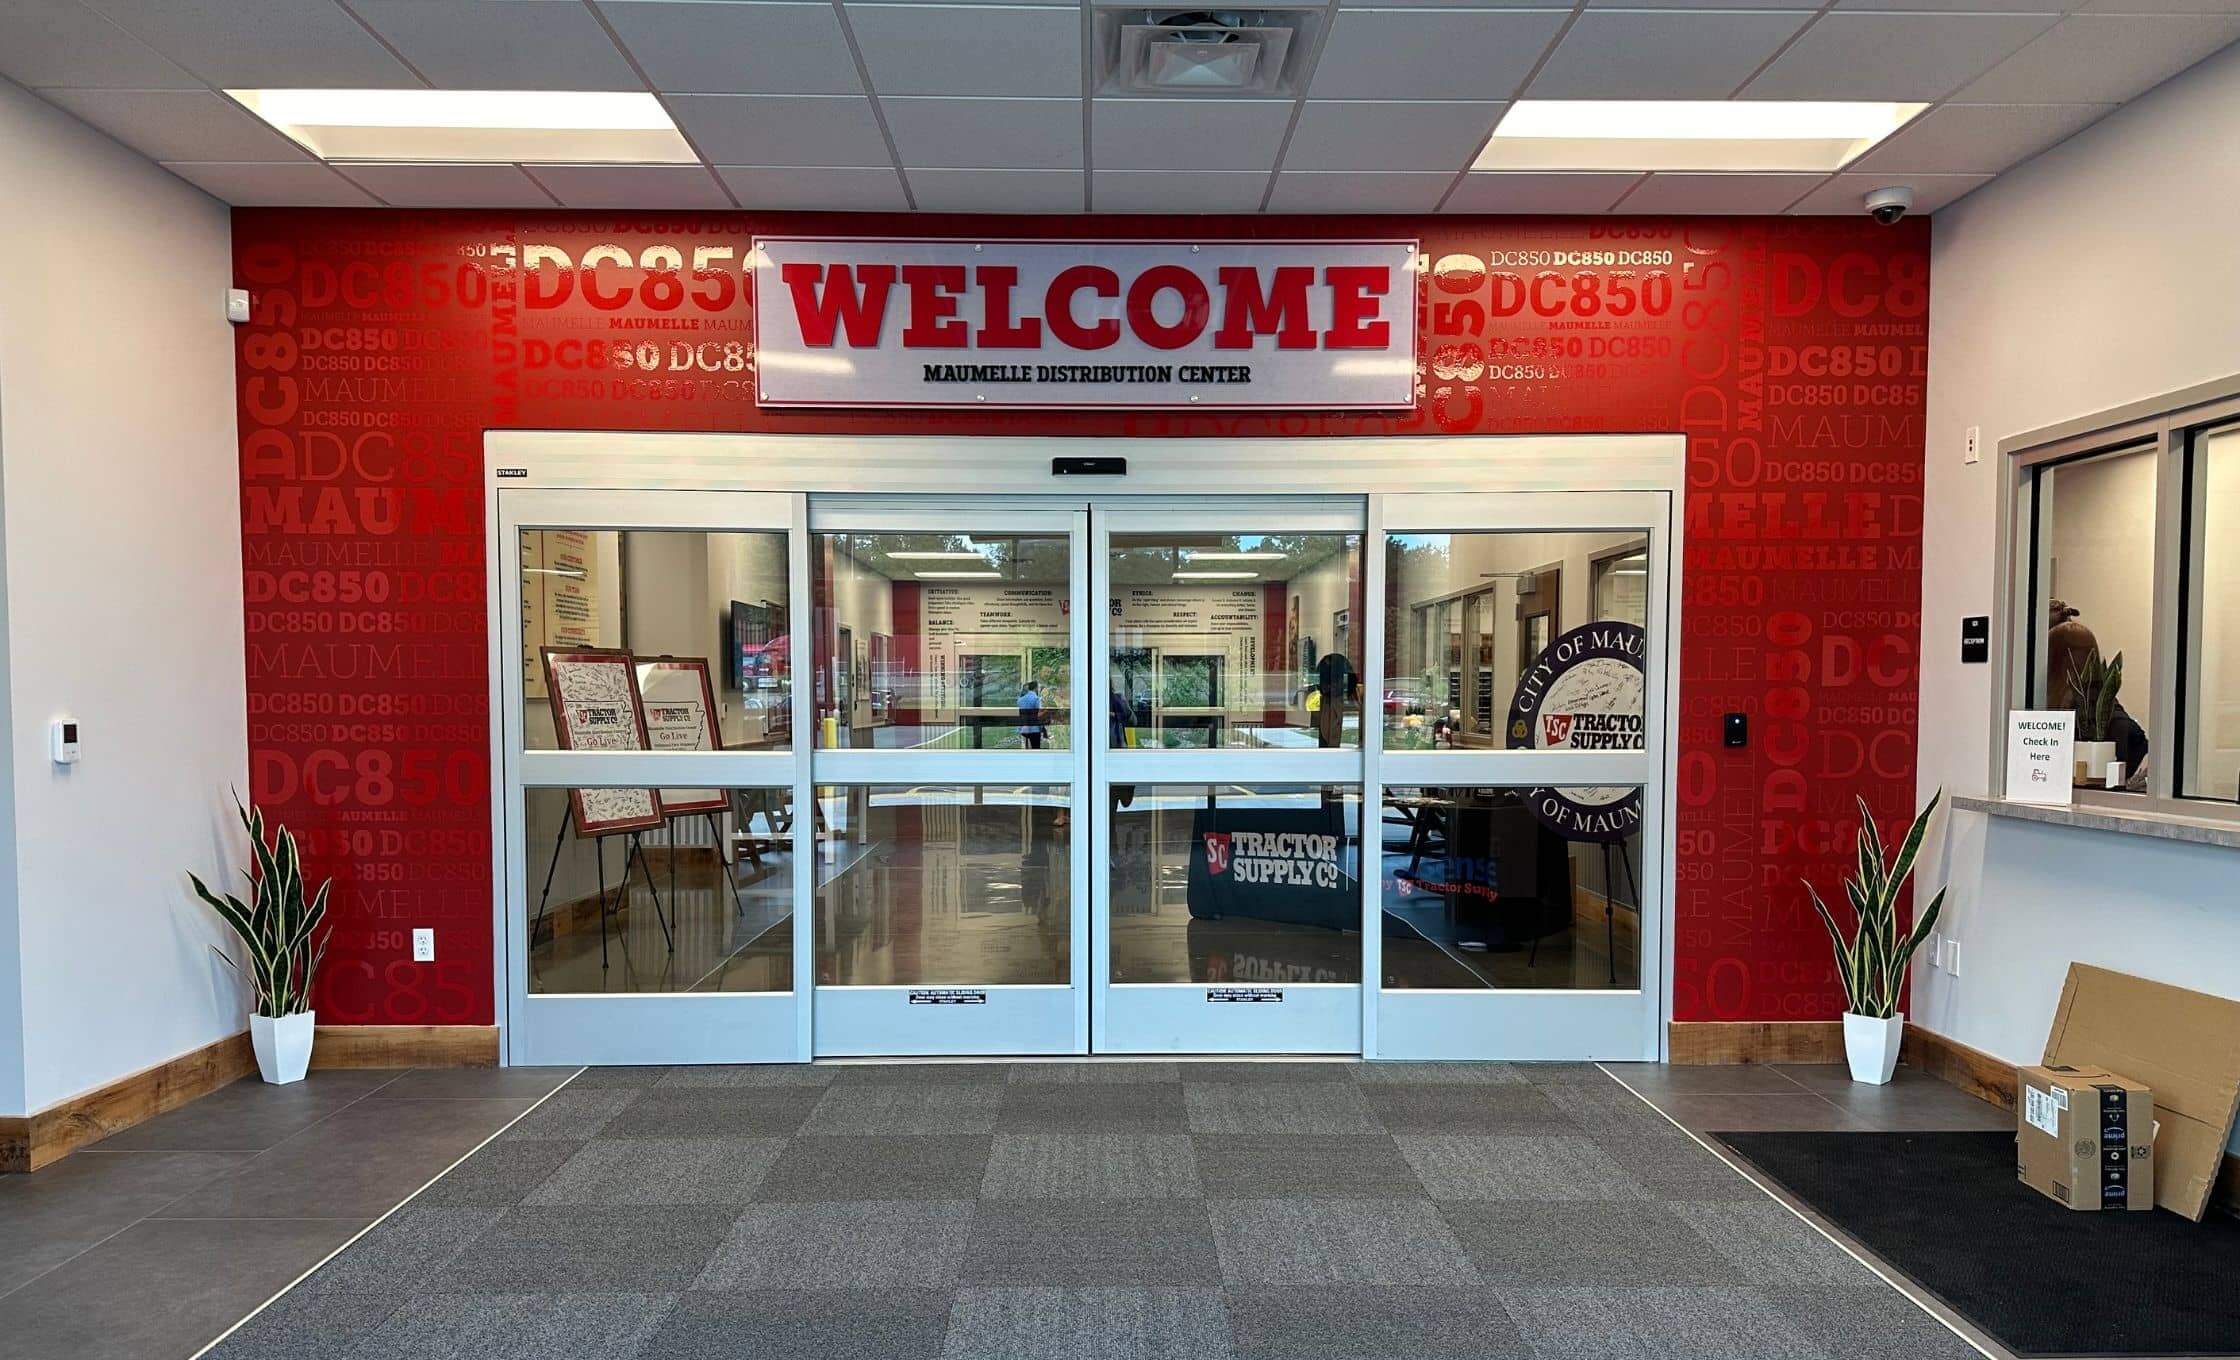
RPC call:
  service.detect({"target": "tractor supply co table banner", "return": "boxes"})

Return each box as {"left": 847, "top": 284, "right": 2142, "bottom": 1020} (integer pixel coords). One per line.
{"left": 752, "top": 237, "right": 1418, "bottom": 409}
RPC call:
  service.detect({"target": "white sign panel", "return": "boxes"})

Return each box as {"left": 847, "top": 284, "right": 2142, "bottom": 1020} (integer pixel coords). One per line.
{"left": 752, "top": 237, "right": 1418, "bottom": 410}
{"left": 2005, "top": 709, "right": 2076, "bottom": 805}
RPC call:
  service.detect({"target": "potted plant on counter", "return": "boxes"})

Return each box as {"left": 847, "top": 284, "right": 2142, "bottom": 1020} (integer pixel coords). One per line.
{"left": 2069, "top": 649, "right": 2124, "bottom": 784}
{"left": 1806, "top": 790, "right": 1946, "bottom": 1085}
{"left": 190, "top": 797, "right": 331, "bottom": 1085}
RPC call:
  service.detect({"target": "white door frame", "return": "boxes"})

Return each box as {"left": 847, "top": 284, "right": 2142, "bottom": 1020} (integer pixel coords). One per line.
{"left": 1374, "top": 490, "right": 1676, "bottom": 1061}
{"left": 1090, "top": 499, "right": 1369, "bottom": 1054}
{"left": 484, "top": 433, "right": 1685, "bottom": 1064}
{"left": 492, "top": 487, "right": 813, "bottom": 1066}
{"left": 804, "top": 502, "right": 1091, "bottom": 1056}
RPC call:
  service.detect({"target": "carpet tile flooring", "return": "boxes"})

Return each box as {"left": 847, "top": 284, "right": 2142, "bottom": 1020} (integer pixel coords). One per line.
{"left": 205, "top": 1062, "right": 1980, "bottom": 1360}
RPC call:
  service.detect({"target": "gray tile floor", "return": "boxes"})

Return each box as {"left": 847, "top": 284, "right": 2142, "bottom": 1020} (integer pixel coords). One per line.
{"left": 0, "top": 1066, "right": 579, "bottom": 1360}
{"left": 4, "top": 1059, "right": 1983, "bottom": 1360}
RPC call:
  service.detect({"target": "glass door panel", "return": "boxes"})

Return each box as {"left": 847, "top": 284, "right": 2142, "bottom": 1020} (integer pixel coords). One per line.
{"left": 1375, "top": 492, "right": 1671, "bottom": 1061}
{"left": 1092, "top": 504, "right": 1368, "bottom": 1054}
{"left": 808, "top": 506, "right": 1089, "bottom": 1056}
{"left": 499, "top": 489, "right": 810, "bottom": 1066}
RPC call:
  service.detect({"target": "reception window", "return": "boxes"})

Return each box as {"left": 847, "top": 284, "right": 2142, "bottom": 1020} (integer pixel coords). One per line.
{"left": 2004, "top": 390, "right": 2240, "bottom": 816}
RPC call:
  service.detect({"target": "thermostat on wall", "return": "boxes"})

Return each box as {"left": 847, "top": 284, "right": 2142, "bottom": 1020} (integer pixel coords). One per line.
{"left": 51, "top": 719, "right": 79, "bottom": 764}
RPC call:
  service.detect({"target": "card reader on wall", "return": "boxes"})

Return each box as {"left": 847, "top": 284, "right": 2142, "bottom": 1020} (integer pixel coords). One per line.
{"left": 51, "top": 719, "right": 79, "bottom": 765}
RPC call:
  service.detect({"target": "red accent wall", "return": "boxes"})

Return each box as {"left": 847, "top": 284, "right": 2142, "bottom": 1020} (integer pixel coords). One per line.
{"left": 233, "top": 210, "right": 1926, "bottom": 1027}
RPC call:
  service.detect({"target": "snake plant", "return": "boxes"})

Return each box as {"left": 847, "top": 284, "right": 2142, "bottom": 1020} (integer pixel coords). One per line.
{"left": 189, "top": 796, "right": 331, "bottom": 1019}
{"left": 1807, "top": 790, "right": 1946, "bottom": 1020}
{"left": 2068, "top": 649, "right": 2124, "bottom": 743}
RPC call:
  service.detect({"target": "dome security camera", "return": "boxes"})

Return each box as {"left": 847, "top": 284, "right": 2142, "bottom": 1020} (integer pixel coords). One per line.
{"left": 1864, "top": 186, "right": 1915, "bottom": 225}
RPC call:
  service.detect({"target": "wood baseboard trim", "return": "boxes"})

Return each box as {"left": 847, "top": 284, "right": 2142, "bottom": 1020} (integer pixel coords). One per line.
{"left": 310, "top": 1025, "right": 499, "bottom": 1069}
{"left": 1, "top": 1031, "right": 256, "bottom": 1174}
{"left": 1897, "top": 1022, "right": 2019, "bottom": 1111}
{"left": 1667, "top": 1020, "right": 1845, "bottom": 1065}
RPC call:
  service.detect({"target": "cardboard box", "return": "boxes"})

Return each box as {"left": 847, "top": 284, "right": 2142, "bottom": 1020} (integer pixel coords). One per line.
{"left": 2039, "top": 964, "right": 2240, "bottom": 1221}
{"left": 2017, "top": 1064, "right": 2154, "bottom": 1210}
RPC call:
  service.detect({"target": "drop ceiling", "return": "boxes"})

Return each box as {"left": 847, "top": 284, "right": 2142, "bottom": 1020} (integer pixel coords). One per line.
{"left": 2, "top": 0, "right": 2235, "bottom": 215}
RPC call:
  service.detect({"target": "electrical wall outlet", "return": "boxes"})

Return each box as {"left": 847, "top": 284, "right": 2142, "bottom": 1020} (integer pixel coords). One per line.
{"left": 1963, "top": 425, "right": 1981, "bottom": 464}
{"left": 412, "top": 928, "right": 435, "bottom": 962}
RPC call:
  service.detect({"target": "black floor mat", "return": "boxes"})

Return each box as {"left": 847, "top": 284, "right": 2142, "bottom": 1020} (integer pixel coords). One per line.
{"left": 1714, "top": 1129, "right": 2240, "bottom": 1357}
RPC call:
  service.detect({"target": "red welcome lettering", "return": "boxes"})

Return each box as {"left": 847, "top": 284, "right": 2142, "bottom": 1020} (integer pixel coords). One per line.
{"left": 1324, "top": 265, "right": 1390, "bottom": 349}
{"left": 781, "top": 262, "right": 896, "bottom": 347}
{"left": 1046, "top": 265, "right": 1120, "bottom": 349}
{"left": 1125, "top": 265, "right": 1210, "bottom": 351}
{"left": 1213, "top": 265, "right": 1314, "bottom": 350}
{"left": 976, "top": 266, "right": 1042, "bottom": 349}
{"left": 899, "top": 264, "right": 967, "bottom": 348}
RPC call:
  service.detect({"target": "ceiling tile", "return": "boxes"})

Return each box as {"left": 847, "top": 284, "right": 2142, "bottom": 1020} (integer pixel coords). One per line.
{"left": 1345, "top": 0, "right": 1576, "bottom": 7}
{"left": 1616, "top": 172, "right": 1821, "bottom": 213}
{"left": 1283, "top": 100, "right": 1504, "bottom": 172}
{"left": 1957, "top": 15, "right": 2240, "bottom": 104}
{"left": 1580, "top": 0, "right": 1823, "bottom": 7}
{"left": 883, "top": 96, "right": 1081, "bottom": 167}
{"left": 1742, "top": 12, "right": 2061, "bottom": 102}
{"left": 1091, "top": 99, "right": 1292, "bottom": 172}
{"left": 1835, "top": 0, "right": 2077, "bottom": 9}
{"left": 344, "top": 0, "right": 642, "bottom": 91}
{"left": 667, "top": 93, "right": 893, "bottom": 166}
{"left": 1788, "top": 171, "right": 1992, "bottom": 214}
{"left": 1309, "top": 8, "right": 1569, "bottom": 100}
{"left": 2077, "top": 0, "right": 2240, "bottom": 12}
{"left": 601, "top": 2, "right": 864, "bottom": 96}
{"left": 1094, "top": 169, "right": 1269, "bottom": 212}
{"left": 160, "top": 160, "right": 380, "bottom": 205}
{"left": 79, "top": 0, "right": 420, "bottom": 86}
{"left": 1529, "top": 10, "right": 1814, "bottom": 100}
{"left": 716, "top": 165, "right": 910, "bottom": 209}
{"left": 341, "top": 162, "right": 557, "bottom": 207}
{"left": 1848, "top": 102, "right": 2111, "bottom": 175}
{"left": 846, "top": 3, "right": 1081, "bottom": 98}
{"left": 1267, "top": 170, "right": 1453, "bottom": 212}
{"left": 1442, "top": 170, "right": 1643, "bottom": 213}
{"left": 523, "top": 163, "right": 733, "bottom": 208}
{"left": 910, "top": 167, "right": 1083, "bottom": 212}
{"left": 39, "top": 88, "right": 311, "bottom": 161}
{"left": 0, "top": 0, "right": 200, "bottom": 89}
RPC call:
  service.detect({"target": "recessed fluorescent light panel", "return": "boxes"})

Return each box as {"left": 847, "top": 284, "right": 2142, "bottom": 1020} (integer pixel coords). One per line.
{"left": 1476, "top": 101, "right": 1925, "bottom": 173}
{"left": 226, "top": 90, "right": 695, "bottom": 164}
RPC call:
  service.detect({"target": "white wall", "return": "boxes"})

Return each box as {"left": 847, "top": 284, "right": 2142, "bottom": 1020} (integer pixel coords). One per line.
{"left": 0, "top": 79, "right": 247, "bottom": 1115}
{"left": 1916, "top": 41, "right": 2240, "bottom": 1140}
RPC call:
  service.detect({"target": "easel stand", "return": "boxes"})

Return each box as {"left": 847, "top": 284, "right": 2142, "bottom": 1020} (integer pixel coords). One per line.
{"left": 1598, "top": 839, "right": 1640, "bottom": 987}
{"left": 532, "top": 819, "right": 674, "bottom": 975}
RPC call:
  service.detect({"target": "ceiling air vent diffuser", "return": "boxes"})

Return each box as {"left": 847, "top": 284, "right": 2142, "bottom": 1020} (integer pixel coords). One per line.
{"left": 1105, "top": 9, "right": 1310, "bottom": 97}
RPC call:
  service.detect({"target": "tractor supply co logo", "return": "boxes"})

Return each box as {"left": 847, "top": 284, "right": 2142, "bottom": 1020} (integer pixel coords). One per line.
{"left": 752, "top": 237, "right": 1418, "bottom": 410}
{"left": 1507, "top": 620, "right": 1650, "bottom": 843}
{"left": 1202, "top": 830, "right": 1345, "bottom": 889}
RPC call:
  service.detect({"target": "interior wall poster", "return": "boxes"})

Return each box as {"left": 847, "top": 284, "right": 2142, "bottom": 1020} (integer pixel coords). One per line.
{"left": 540, "top": 647, "right": 665, "bottom": 836}
{"left": 635, "top": 655, "right": 729, "bottom": 816}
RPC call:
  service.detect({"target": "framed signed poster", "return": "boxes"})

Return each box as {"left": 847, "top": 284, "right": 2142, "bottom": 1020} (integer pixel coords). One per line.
{"left": 540, "top": 647, "right": 665, "bottom": 836}
{"left": 636, "top": 655, "right": 728, "bottom": 816}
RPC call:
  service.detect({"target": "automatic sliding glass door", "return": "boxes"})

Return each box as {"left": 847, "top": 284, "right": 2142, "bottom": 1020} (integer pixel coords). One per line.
{"left": 807, "top": 505, "right": 1091, "bottom": 1056}
{"left": 1091, "top": 503, "right": 1369, "bottom": 1053}
{"left": 498, "top": 488, "right": 810, "bottom": 1065}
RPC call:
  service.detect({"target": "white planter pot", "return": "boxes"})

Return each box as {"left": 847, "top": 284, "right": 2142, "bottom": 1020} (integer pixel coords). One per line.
{"left": 2076, "top": 740, "right": 2117, "bottom": 783}
{"left": 251, "top": 1010, "right": 315, "bottom": 1085}
{"left": 1843, "top": 1011, "right": 1904, "bottom": 1085}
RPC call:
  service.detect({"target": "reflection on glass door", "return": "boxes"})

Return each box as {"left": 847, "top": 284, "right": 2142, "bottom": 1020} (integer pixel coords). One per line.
{"left": 1376, "top": 494, "right": 1669, "bottom": 1061}
{"left": 1093, "top": 506, "right": 1369, "bottom": 1054}
{"left": 501, "top": 493, "right": 808, "bottom": 1066}
{"left": 808, "top": 511, "right": 1089, "bottom": 1056}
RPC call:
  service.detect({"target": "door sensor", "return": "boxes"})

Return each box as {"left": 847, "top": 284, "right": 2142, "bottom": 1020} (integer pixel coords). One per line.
{"left": 1053, "top": 457, "right": 1127, "bottom": 476}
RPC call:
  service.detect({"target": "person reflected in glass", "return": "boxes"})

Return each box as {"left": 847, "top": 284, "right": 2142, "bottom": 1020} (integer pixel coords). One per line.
{"left": 1314, "top": 649, "right": 1358, "bottom": 748}
{"left": 1110, "top": 685, "right": 1136, "bottom": 809}
{"left": 1018, "top": 680, "right": 1045, "bottom": 750}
